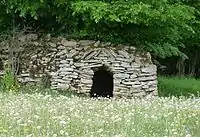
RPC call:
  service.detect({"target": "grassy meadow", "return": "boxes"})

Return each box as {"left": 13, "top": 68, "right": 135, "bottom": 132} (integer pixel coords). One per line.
{"left": 0, "top": 76, "right": 200, "bottom": 136}
{"left": 0, "top": 92, "right": 200, "bottom": 137}
{"left": 158, "top": 76, "right": 200, "bottom": 98}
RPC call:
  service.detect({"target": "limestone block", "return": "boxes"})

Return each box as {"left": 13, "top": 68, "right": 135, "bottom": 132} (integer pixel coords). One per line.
{"left": 18, "top": 35, "right": 26, "bottom": 42}
{"left": 121, "top": 62, "right": 131, "bottom": 68}
{"left": 78, "top": 40, "right": 95, "bottom": 46}
{"left": 118, "top": 50, "right": 130, "bottom": 58}
{"left": 74, "top": 70, "right": 93, "bottom": 77}
{"left": 57, "top": 50, "right": 68, "bottom": 56}
{"left": 131, "top": 63, "right": 141, "bottom": 68}
{"left": 123, "top": 80, "right": 140, "bottom": 85}
{"left": 57, "top": 83, "right": 69, "bottom": 89}
{"left": 81, "top": 60, "right": 100, "bottom": 63}
{"left": 59, "top": 67, "right": 73, "bottom": 72}
{"left": 129, "top": 46, "right": 136, "bottom": 50}
{"left": 79, "top": 74, "right": 93, "bottom": 79}
{"left": 82, "top": 69, "right": 94, "bottom": 75}
{"left": 85, "top": 51, "right": 98, "bottom": 60}
{"left": 108, "top": 49, "right": 117, "bottom": 58}
{"left": 20, "top": 78, "right": 39, "bottom": 83}
{"left": 145, "top": 87, "right": 157, "bottom": 92}
{"left": 114, "top": 86, "right": 129, "bottom": 91}
{"left": 58, "top": 46, "right": 65, "bottom": 50}
{"left": 60, "top": 71, "right": 72, "bottom": 75}
{"left": 134, "top": 57, "right": 141, "bottom": 64}
{"left": 59, "top": 64, "right": 71, "bottom": 68}
{"left": 116, "top": 57, "right": 131, "bottom": 62}
{"left": 117, "top": 54, "right": 124, "bottom": 58}
{"left": 51, "top": 81, "right": 58, "bottom": 85}
{"left": 65, "top": 58, "right": 73, "bottom": 61}
{"left": 142, "top": 85, "right": 149, "bottom": 89}
{"left": 99, "top": 50, "right": 109, "bottom": 57}
{"left": 114, "top": 73, "right": 129, "bottom": 79}
{"left": 68, "top": 73, "right": 78, "bottom": 79}
{"left": 100, "top": 42, "right": 111, "bottom": 47}
{"left": 81, "top": 79, "right": 93, "bottom": 84}
{"left": 74, "top": 62, "right": 88, "bottom": 67}
{"left": 60, "top": 60, "right": 69, "bottom": 64}
{"left": 31, "top": 55, "right": 37, "bottom": 59}
{"left": 104, "top": 49, "right": 115, "bottom": 59}
{"left": 84, "top": 84, "right": 92, "bottom": 88}
{"left": 52, "top": 75, "right": 62, "bottom": 79}
{"left": 130, "top": 88, "right": 141, "bottom": 93}
{"left": 50, "top": 86, "right": 58, "bottom": 90}
{"left": 50, "top": 48, "right": 57, "bottom": 52}
{"left": 138, "top": 76, "right": 157, "bottom": 81}
{"left": 111, "top": 66, "right": 125, "bottom": 70}
{"left": 141, "top": 65, "right": 157, "bottom": 73}
{"left": 20, "top": 73, "right": 30, "bottom": 77}
{"left": 112, "top": 63, "right": 120, "bottom": 67}
{"left": 59, "top": 79, "right": 71, "bottom": 84}
{"left": 139, "top": 73, "right": 155, "bottom": 77}
{"left": 81, "top": 50, "right": 93, "bottom": 59}
{"left": 121, "top": 81, "right": 137, "bottom": 85}
{"left": 131, "top": 92, "right": 146, "bottom": 97}
{"left": 94, "top": 40, "right": 100, "bottom": 47}
{"left": 113, "top": 70, "right": 128, "bottom": 74}
{"left": 80, "top": 87, "right": 91, "bottom": 91}
{"left": 48, "top": 42, "right": 57, "bottom": 48}
{"left": 52, "top": 79, "right": 66, "bottom": 83}
{"left": 132, "top": 84, "right": 142, "bottom": 89}
{"left": 147, "top": 80, "right": 158, "bottom": 86}
{"left": 127, "top": 68, "right": 141, "bottom": 74}
{"left": 75, "top": 47, "right": 84, "bottom": 51}
{"left": 130, "top": 74, "right": 137, "bottom": 78}
{"left": 94, "top": 57, "right": 108, "bottom": 60}
{"left": 61, "top": 39, "right": 77, "bottom": 47}
{"left": 114, "top": 80, "right": 121, "bottom": 85}
{"left": 26, "top": 34, "right": 38, "bottom": 41}
{"left": 81, "top": 63, "right": 102, "bottom": 69}
{"left": 68, "top": 49, "right": 78, "bottom": 58}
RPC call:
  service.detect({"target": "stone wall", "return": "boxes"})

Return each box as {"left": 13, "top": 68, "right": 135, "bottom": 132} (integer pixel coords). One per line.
{"left": 0, "top": 34, "right": 158, "bottom": 98}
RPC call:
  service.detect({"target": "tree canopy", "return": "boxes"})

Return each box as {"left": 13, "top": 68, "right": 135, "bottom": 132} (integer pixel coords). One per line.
{"left": 0, "top": 0, "right": 199, "bottom": 61}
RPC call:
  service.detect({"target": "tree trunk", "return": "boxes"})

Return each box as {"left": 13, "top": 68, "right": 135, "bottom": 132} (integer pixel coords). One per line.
{"left": 176, "top": 58, "right": 185, "bottom": 76}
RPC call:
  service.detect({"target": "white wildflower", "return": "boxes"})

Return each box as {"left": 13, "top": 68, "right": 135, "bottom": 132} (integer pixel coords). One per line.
{"left": 60, "top": 130, "right": 65, "bottom": 135}
{"left": 60, "top": 120, "right": 67, "bottom": 125}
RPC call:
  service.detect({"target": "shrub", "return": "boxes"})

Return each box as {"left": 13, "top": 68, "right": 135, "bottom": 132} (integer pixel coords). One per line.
{"left": 0, "top": 69, "right": 20, "bottom": 92}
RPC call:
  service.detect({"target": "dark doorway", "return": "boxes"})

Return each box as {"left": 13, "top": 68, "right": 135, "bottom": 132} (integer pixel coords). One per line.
{"left": 0, "top": 59, "right": 3, "bottom": 70}
{"left": 90, "top": 67, "right": 114, "bottom": 98}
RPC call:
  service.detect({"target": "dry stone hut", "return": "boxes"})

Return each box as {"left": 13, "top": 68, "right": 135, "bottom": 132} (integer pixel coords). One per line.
{"left": 0, "top": 34, "right": 158, "bottom": 98}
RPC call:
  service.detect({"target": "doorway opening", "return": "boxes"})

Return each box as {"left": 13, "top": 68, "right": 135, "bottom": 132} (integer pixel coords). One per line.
{"left": 0, "top": 59, "right": 3, "bottom": 71}
{"left": 90, "top": 66, "right": 114, "bottom": 98}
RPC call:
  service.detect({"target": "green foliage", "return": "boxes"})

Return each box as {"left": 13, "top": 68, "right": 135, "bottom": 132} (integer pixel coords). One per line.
{"left": 0, "top": 0, "right": 199, "bottom": 59}
{"left": 158, "top": 76, "right": 200, "bottom": 97}
{"left": 71, "top": 0, "right": 197, "bottom": 58}
{"left": 0, "top": 70, "right": 20, "bottom": 92}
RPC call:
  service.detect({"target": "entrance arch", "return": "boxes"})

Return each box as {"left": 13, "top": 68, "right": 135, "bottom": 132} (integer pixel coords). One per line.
{"left": 90, "top": 67, "right": 114, "bottom": 98}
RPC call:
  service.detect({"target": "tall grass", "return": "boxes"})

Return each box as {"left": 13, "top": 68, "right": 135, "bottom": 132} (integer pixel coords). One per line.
{"left": 158, "top": 76, "right": 200, "bottom": 98}
{"left": 0, "top": 70, "right": 19, "bottom": 92}
{"left": 0, "top": 93, "right": 200, "bottom": 136}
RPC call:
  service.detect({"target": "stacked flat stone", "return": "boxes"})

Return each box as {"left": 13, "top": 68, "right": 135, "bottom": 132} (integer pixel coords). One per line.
{"left": 0, "top": 34, "right": 158, "bottom": 98}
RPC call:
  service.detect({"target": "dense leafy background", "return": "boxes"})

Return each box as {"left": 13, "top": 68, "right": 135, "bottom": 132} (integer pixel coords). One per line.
{"left": 0, "top": 0, "right": 200, "bottom": 76}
